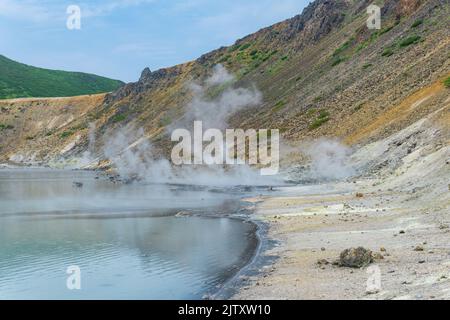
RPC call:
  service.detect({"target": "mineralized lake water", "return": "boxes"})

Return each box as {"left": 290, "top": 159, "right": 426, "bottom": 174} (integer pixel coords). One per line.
{"left": 0, "top": 169, "right": 257, "bottom": 299}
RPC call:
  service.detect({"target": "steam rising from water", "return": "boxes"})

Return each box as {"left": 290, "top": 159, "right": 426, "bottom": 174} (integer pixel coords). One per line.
{"left": 71, "top": 65, "right": 353, "bottom": 186}
{"left": 103, "top": 125, "right": 279, "bottom": 186}
{"left": 103, "top": 127, "right": 173, "bottom": 182}
{"left": 102, "top": 65, "right": 280, "bottom": 186}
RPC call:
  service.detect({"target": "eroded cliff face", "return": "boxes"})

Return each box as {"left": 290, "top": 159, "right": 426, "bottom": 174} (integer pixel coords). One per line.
{"left": 0, "top": 0, "right": 448, "bottom": 170}
{"left": 0, "top": 94, "right": 105, "bottom": 165}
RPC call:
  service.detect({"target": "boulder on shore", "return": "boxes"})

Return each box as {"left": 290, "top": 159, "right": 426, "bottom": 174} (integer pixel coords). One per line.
{"left": 339, "top": 247, "right": 373, "bottom": 268}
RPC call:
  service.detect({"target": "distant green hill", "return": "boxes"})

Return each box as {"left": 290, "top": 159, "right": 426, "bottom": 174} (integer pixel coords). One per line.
{"left": 0, "top": 55, "right": 124, "bottom": 99}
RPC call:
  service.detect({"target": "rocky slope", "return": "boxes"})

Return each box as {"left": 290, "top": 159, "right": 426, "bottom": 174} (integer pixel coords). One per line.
{"left": 233, "top": 94, "right": 449, "bottom": 299}
{"left": 0, "top": 94, "right": 105, "bottom": 165}
{"left": 0, "top": 0, "right": 449, "bottom": 301}
{"left": 0, "top": 0, "right": 448, "bottom": 171}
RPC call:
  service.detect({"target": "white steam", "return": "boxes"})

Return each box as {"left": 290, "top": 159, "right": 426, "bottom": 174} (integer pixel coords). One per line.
{"left": 103, "top": 127, "right": 171, "bottom": 181}
{"left": 69, "top": 122, "right": 98, "bottom": 168}
{"left": 175, "top": 64, "right": 262, "bottom": 130}
{"left": 102, "top": 125, "right": 280, "bottom": 186}
{"left": 205, "top": 64, "right": 234, "bottom": 87}
{"left": 303, "top": 139, "right": 355, "bottom": 180}
{"left": 101, "top": 65, "right": 281, "bottom": 186}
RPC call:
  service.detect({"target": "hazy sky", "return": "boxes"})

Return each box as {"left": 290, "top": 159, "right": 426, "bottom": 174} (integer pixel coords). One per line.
{"left": 0, "top": 0, "right": 310, "bottom": 82}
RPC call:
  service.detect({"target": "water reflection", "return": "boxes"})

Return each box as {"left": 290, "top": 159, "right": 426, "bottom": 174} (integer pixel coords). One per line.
{"left": 0, "top": 169, "right": 257, "bottom": 299}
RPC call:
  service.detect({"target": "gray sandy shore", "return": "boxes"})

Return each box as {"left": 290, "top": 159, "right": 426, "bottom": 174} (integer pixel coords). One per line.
{"left": 233, "top": 116, "right": 450, "bottom": 300}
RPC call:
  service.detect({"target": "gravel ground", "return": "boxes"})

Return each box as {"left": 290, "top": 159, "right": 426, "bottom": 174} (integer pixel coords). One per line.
{"left": 233, "top": 113, "right": 450, "bottom": 300}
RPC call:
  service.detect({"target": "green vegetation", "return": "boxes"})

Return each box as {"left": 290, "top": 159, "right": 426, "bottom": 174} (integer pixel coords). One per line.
{"left": 272, "top": 100, "right": 286, "bottom": 112}
{"left": 380, "top": 33, "right": 421, "bottom": 57}
{"left": 331, "top": 56, "right": 346, "bottom": 66}
{"left": 382, "top": 48, "right": 394, "bottom": 57}
{"left": 0, "top": 123, "right": 14, "bottom": 130}
{"left": 267, "top": 56, "right": 287, "bottom": 75}
{"left": 318, "top": 110, "right": 330, "bottom": 119}
{"left": 263, "top": 50, "right": 278, "bottom": 62}
{"left": 233, "top": 48, "right": 279, "bottom": 76}
{"left": 333, "top": 38, "right": 353, "bottom": 57}
{"left": 331, "top": 38, "right": 355, "bottom": 66}
{"left": 60, "top": 130, "right": 75, "bottom": 139}
{"left": 229, "top": 44, "right": 241, "bottom": 52}
{"left": 411, "top": 19, "right": 423, "bottom": 28}
{"left": 399, "top": 35, "right": 421, "bottom": 47}
{"left": 355, "top": 43, "right": 367, "bottom": 53}
{"left": 306, "top": 108, "right": 317, "bottom": 117}
{"left": 239, "top": 43, "right": 251, "bottom": 51}
{"left": 356, "top": 34, "right": 380, "bottom": 53}
{"left": 218, "top": 54, "right": 231, "bottom": 63}
{"left": 236, "top": 50, "right": 278, "bottom": 75}
{"left": 362, "top": 63, "right": 373, "bottom": 69}
{"left": 309, "top": 117, "right": 330, "bottom": 130}
{"left": 309, "top": 109, "right": 330, "bottom": 130}
{"left": 355, "top": 26, "right": 394, "bottom": 54}
{"left": 444, "top": 76, "right": 450, "bottom": 88}
{"left": 112, "top": 114, "right": 127, "bottom": 123}
{"left": 379, "top": 25, "right": 394, "bottom": 35}
{"left": 0, "top": 54, "right": 123, "bottom": 99}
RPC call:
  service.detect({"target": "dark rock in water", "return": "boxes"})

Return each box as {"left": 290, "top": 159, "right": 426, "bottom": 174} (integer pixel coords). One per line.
{"left": 73, "top": 182, "right": 83, "bottom": 188}
{"left": 339, "top": 247, "right": 373, "bottom": 268}
{"left": 123, "top": 174, "right": 140, "bottom": 185}
{"left": 108, "top": 175, "right": 120, "bottom": 183}
{"left": 175, "top": 211, "right": 192, "bottom": 217}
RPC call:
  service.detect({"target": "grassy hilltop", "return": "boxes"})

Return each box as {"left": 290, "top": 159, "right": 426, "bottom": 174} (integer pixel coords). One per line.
{"left": 0, "top": 54, "right": 123, "bottom": 99}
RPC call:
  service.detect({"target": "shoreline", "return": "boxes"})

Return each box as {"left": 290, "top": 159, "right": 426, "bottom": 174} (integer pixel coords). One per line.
{"left": 2, "top": 153, "right": 448, "bottom": 300}
{"left": 211, "top": 212, "right": 275, "bottom": 300}
{"left": 231, "top": 175, "right": 450, "bottom": 300}
{"left": 0, "top": 167, "right": 271, "bottom": 300}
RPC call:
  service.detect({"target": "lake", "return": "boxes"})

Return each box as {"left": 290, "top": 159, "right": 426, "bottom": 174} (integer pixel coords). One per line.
{"left": 0, "top": 169, "right": 258, "bottom": 299}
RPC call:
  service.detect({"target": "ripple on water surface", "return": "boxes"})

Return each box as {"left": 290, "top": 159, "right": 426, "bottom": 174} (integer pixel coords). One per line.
{"left": 0, "top": 170, "right": 258, "bottom": 299}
